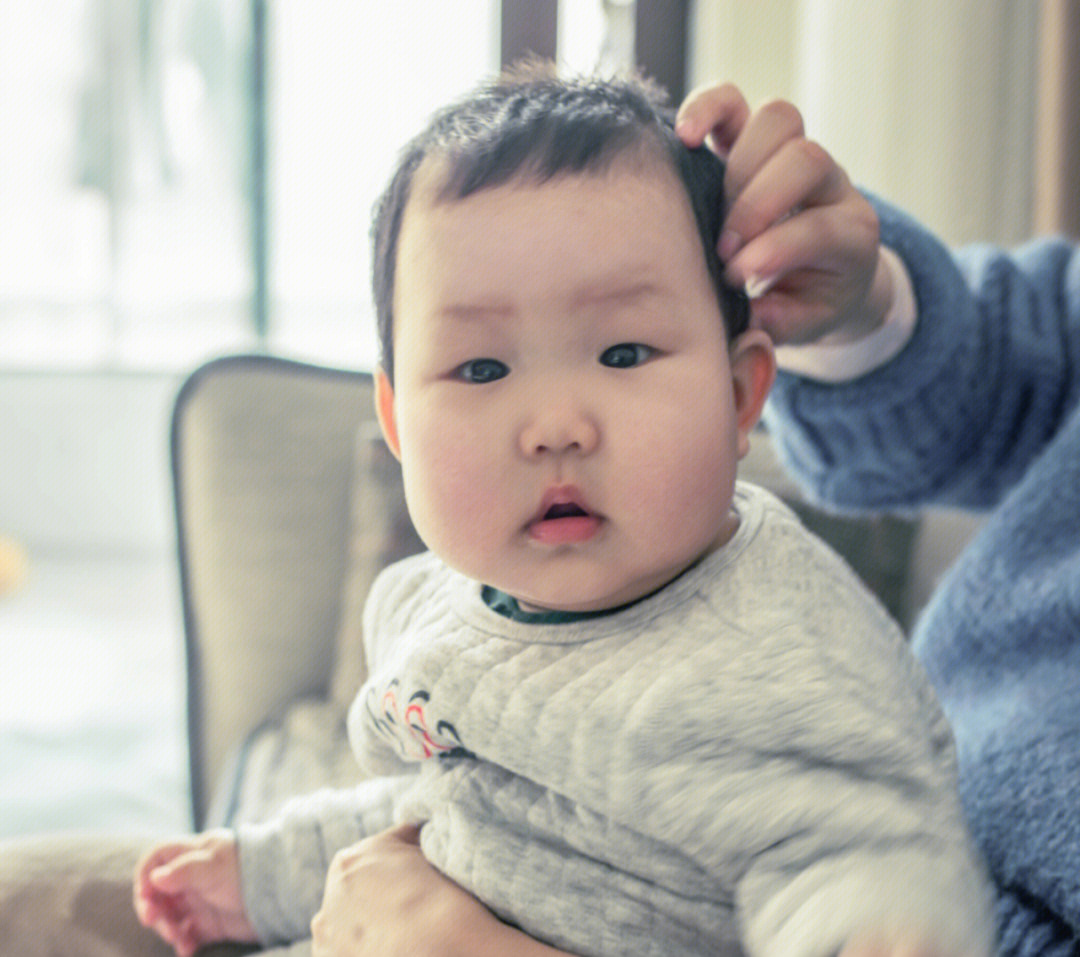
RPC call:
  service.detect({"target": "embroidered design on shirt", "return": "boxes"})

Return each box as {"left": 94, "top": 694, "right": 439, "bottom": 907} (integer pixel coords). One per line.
{"left": 365, "top": 680, "right": 473, "bottom": 761}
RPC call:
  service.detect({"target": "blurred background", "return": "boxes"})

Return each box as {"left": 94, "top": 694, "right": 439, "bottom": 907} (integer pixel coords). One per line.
{"left": 1, "top": 0, "right": 1076, "bottom": 837}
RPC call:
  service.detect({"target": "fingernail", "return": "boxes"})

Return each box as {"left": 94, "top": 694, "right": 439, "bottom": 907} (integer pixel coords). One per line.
{"left": 674, "top": 116, "right": 692, "bottom": 137}
{"left": 745, "top": 274, "right": 778, "bottom": 300}
{"left": 718, "top": 230, "right": 742, "bottom": 262}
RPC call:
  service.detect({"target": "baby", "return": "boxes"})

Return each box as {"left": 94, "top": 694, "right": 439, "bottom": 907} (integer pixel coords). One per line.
{"left": 135, "top": 67, "right": 993, "bottom": 957}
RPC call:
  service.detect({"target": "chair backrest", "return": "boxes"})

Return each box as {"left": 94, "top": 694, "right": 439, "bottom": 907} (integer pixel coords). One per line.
{"left": 171, "top": 355, "right": 373, "bottom": 826}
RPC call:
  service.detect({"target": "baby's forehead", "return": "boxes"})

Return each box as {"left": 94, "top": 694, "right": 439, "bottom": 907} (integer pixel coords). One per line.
{"left": 393, "top": 155, "right": 718, "bottom": 322}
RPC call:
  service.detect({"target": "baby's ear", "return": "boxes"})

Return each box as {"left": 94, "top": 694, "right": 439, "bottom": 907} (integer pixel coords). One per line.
{"left": 374, "top": 366, "right": 402, "bottom": 460}
{"left": 728, "top": 329, "right": 776, "bottom": 459}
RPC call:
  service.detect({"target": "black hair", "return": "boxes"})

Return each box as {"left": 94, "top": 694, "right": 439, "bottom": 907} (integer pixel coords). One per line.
{"left": 371, "top": 63, "right": 748, "bottom": 378}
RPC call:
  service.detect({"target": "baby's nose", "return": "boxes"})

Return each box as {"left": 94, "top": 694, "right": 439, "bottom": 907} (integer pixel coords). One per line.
{"left": 518, "top": 405, "right": 600, "bottom": 458}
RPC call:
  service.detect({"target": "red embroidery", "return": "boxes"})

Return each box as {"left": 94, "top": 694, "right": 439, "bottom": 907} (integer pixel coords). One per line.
{"left": 366, "top": 680, "right": 469, "bottom": 761}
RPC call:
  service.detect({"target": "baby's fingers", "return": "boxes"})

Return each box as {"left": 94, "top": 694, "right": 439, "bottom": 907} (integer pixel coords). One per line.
{"left": 134, "top": 888, "right": 169, "bottom": 927}
{"left": 172, "top": 915, "right": 206, "bottom": 957}
{"left": 134, "top": 893, "right": 190, "bottom": 956}
{"left": 135, "top": 842, "right": 189, "bottom": 890}
{"left": 148, "top": 860, "right": 201, "bottom": 896}
{"left": 133, "top": 847, "right": 185, "bottom": 926}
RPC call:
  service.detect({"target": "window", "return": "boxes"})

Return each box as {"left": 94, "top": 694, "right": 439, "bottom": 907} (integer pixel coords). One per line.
{"left": 0, "top": 0, "right": 500, "bottom": 370}
{"left": 1, "top": 0, "right": 255, "bottom": 367}
{"left": 267, "top": 1, "right": 499, "bottom": 368}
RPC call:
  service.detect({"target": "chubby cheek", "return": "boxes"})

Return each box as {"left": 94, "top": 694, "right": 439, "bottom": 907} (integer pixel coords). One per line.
{"left": 397, "top": 411, "right": 509, "bottom": 572}
{"left": 621, "top": 397, "right": 740, "bottom": 547}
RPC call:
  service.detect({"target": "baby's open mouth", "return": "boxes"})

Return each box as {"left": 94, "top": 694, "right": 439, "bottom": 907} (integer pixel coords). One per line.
{"left": 544, "top": 503, "right": 589, "bottom": 520}
{"left": 528, "top": 492, "right": 601, "bottom": 544}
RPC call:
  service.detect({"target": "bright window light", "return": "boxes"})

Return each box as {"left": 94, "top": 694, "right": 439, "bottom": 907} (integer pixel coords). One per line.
{"left": 0, "top": 0, "right": 499, "bottom": 371}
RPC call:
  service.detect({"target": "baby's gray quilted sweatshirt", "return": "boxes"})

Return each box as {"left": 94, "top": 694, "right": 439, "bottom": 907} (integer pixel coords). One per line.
{"left": 237, "top": 483, "right": 994, "bottom": 957}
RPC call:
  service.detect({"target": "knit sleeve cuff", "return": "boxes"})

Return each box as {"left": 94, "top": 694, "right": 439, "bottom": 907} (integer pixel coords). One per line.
{"left": 764, "top": 194, "right": 982, "bottom": 509}
{"left": 774, "top": 247, "right": 916, "bottom": 382}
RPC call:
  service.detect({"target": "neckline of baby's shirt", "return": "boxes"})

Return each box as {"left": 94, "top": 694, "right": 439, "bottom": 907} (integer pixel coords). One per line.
{"left": 449, "top": 481, "right": 767, "bottom": 645}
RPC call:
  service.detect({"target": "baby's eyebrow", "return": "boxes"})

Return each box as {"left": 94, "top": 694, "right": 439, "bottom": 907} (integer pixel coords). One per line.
{"left": 431, "top": 278, "right": 667, "bottom": 322}
{"left": 569, "top": 279, "right": 665, "bottom": 309}
{"left": 434, "top": 302, "right": 515, "bottom": 322}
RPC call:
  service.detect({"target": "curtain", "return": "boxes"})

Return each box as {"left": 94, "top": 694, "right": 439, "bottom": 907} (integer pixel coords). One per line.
{"left": 687, "top": 0, "right": 1040, "bottom": 246}
{"left": 1034, "top": 0, "right": 1080, "bottom": 238}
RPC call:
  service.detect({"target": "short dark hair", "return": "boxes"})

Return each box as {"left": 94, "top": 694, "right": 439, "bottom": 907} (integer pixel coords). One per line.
{"left": 371, "top": 63, "right": 749, "bottom": 378}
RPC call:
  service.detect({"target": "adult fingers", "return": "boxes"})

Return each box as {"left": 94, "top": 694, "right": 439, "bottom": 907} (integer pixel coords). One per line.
{"left": 722, "top": 138, "right": 851, "bottom": 262}
{"left": 726, "top": 197, "right": 877, "bottom": 289}
{"left": 734, "top": 210, "right": 877, "bottom": 344}
{"left": 675, "top": 82, "right": 751, "bottom": 154}
{"left": 747, "top": 284, "right": 841, "bottom": 346}
{"left": 723, "top": 99, "right": 806, "bottom": 203}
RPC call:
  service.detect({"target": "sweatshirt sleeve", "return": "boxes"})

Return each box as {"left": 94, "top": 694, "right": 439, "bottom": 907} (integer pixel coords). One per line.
{"left": 652, "top": 509, "right": 998, "bottom": 956}
{"left": 726, "top": 655, "right": 995, "bottom": 957}
{"left": 235, "top": 774, "right": 416, "bottom": 946}
{"left": 764, "top": 196, "right": 1080, "bottom": 512}
{"left": 719, "top": 622, "right": 997, "bottom": 957}
{"left": 738, "top": 839, "right": 995, "bottom": 957}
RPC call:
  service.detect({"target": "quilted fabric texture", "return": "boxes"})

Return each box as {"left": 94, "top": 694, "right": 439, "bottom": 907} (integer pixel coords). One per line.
{"left": 349, "top": 485, "right": 992, "bottom": 957}
{"left": 212, "top": 417, "right": 923, "bottom": 834}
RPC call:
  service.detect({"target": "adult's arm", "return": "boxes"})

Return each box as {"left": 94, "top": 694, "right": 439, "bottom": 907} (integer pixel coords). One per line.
{"left": 765, "top": 199, "right": 1080, "bottom": 512}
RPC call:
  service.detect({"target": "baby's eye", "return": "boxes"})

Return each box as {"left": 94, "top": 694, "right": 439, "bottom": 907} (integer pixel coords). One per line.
{"left": 455, "top": 358, "right": 509, "bottom": 383}
{"left": 599, "top": 343, "right": 655, "bottom": 369}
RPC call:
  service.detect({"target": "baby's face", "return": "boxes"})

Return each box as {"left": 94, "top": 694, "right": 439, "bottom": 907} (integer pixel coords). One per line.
{"left": 377, "top": 155, "right": 772, "bottom": 612}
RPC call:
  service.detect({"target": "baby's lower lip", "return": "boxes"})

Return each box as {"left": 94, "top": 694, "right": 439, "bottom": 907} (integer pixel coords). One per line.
{"left": 528, "top": 514, "right": 602, "bottom": 544}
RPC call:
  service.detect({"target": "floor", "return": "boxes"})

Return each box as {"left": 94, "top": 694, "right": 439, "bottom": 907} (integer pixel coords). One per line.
{"left": 0, "top": 554, "right": 191, "bottom": 838}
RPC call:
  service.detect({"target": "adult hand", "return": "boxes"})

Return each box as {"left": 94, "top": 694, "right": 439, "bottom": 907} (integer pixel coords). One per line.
{"left": 311, "top": 824, "right": 493, "bottom": 957}
{"left": 676, "top": 83, "right": 892, "bottom": 348}
{"left": 311, "top": 823, "right": 580, "bottom": 957}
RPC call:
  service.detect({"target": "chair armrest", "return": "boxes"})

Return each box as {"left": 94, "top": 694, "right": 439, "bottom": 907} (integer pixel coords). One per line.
{"left": 172, "top": 355, "right": 374, "bottom": 826}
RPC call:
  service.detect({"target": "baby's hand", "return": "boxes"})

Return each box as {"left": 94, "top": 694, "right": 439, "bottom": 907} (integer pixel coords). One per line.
{"left": 676, "top": 83, "right": 892, "bottom": 349}
{"left": 133, "top": 830, "right": 258, "bottom": 957}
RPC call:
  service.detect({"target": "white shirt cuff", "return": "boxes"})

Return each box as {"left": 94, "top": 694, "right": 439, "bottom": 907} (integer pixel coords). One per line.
{"left": 773, "top": 247, "right": 916, "bottom": 383}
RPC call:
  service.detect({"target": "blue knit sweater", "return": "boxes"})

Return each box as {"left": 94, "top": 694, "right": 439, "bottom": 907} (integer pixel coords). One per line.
{"left": 765, "top": 200, "right": 1080, "bottom": 956}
